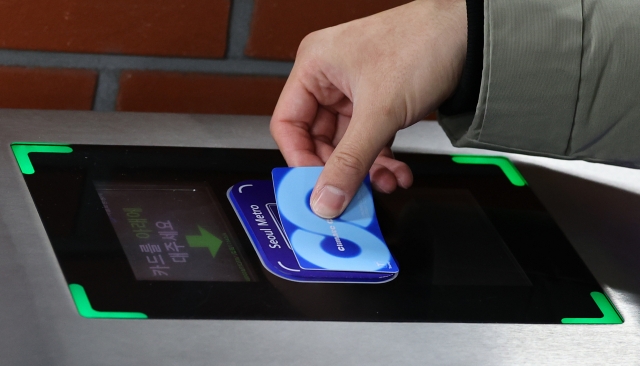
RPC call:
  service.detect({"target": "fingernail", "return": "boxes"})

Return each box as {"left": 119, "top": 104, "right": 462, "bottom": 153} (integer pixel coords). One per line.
{"left": 311, "top": 185, "right": 346, "bottom": 219}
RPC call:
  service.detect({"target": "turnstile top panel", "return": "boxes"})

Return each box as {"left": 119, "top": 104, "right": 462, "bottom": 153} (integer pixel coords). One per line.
{"left": 1, "top": 110, "right": 639, "bottom": 365}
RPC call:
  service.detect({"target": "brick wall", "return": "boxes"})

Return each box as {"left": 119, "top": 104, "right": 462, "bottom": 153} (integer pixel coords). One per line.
{"left": 0, "top": 0, "right": 438, "bottom": 119}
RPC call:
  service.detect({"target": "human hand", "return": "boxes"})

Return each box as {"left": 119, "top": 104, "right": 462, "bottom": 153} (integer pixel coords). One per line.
{"left": 270, "top": 0, "right": 467, "bottom": 218}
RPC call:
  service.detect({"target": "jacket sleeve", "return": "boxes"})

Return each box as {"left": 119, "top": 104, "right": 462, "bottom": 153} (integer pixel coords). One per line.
{"left": 438, "top": 0, "right": 640, "bottom": 168}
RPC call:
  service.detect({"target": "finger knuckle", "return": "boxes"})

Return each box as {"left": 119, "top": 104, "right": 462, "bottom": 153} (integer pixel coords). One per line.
{"left": 332, "top": 148, "right": 367, "bottom": 176}
{"left": 298, "top": 31, "right": 323, "bottom": 57}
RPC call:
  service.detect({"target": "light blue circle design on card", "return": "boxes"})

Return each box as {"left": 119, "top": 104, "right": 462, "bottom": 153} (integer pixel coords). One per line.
{"left": 290, "top": 229, "right": 390, "bottom": 272}
{"left": 274, "top": 167, "right": 393, "bottom": 272}
{"left": 276, "top": 168, "right": 337, "bottom": 233}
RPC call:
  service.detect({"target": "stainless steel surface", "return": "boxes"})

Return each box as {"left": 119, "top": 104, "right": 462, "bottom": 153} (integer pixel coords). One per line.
{"left": 1, "top": 109, "right": 639, "bottom": 365}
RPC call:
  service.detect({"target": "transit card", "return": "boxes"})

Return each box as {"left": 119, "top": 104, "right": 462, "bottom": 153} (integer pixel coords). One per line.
{"left": 272, "top": 167, "right": 398, "bottom": 273}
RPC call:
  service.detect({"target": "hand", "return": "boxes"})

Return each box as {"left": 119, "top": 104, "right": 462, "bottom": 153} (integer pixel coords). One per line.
{"left": 270, "top": 0, "right": 467, "bottom": 218}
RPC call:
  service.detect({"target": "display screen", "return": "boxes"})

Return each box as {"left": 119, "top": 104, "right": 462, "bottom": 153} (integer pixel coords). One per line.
{"left": 95, "top": 182, "right": 255, "bottom": 282}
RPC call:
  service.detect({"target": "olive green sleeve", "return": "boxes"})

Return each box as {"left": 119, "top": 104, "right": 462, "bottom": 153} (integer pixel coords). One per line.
{"left": 438, "top": 0, "right": 640, "bottom": 168}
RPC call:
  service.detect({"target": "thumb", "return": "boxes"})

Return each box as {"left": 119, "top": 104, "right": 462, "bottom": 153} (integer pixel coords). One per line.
{"left": 310, "top": 103, "right": 400, "bottom": 218}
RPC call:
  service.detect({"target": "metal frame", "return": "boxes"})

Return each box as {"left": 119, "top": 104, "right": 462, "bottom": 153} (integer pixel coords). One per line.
{"left": 1, "top": 109, "right": 639, "bottom": 365}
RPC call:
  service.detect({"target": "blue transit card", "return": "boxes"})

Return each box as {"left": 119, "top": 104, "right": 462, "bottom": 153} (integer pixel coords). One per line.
{"left": 227, "top": 180, "right": 397, "bottom": 283}
{"left": 272, "top": 167, "right": 399, "bottom": 273}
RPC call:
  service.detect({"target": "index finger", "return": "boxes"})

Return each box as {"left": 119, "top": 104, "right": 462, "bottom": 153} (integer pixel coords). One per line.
{"left": 270, "top": 70, "right": 324, "bottom": 167}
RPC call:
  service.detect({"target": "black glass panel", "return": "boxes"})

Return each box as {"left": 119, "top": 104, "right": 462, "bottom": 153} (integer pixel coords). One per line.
{"left": 22, "top": 145, "right": 607, "bottom": 323}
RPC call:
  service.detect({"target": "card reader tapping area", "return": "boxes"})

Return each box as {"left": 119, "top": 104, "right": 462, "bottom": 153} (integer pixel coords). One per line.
{"left": 228, "top": 179, "right": 397, "bottom": 284}
{"left": 271, "top": 167, "right": 397, "bottom": 274}
{"left": 13, "top": 143, "right": 622, "bottom": 324}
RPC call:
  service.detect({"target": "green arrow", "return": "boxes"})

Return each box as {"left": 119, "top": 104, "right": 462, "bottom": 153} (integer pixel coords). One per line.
{"left": 186, "top": 226, "right": 223, "bottom": 258}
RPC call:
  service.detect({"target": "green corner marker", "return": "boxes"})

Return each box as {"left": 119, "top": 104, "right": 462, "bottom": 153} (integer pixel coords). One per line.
{"left": 562, "top": 292, "right": 623, "bottom": 324}
{"left": 68, "top": 284, "right": 147, "bottom": 319}
{"left": 186, "top": 226, "right": 223, "bottom": 258}
{"left": 452, "top": 155, "right": 527, "bottom": 186}
{"left": 11, "top": 143, "right": 73, "bottom": 174}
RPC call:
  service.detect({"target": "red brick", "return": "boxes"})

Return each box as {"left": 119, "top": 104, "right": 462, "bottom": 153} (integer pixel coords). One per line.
{"left": 0, "top": 67, "right": 96, "bottom": 110}
{"left": 245, "top": 0, "right": 411, "bottom": 60}
{"left": 0, "top": 0, "right": 230, "bottom": 58}
{"left": 117, "top": 71, "right": 287, "bottom": 115}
